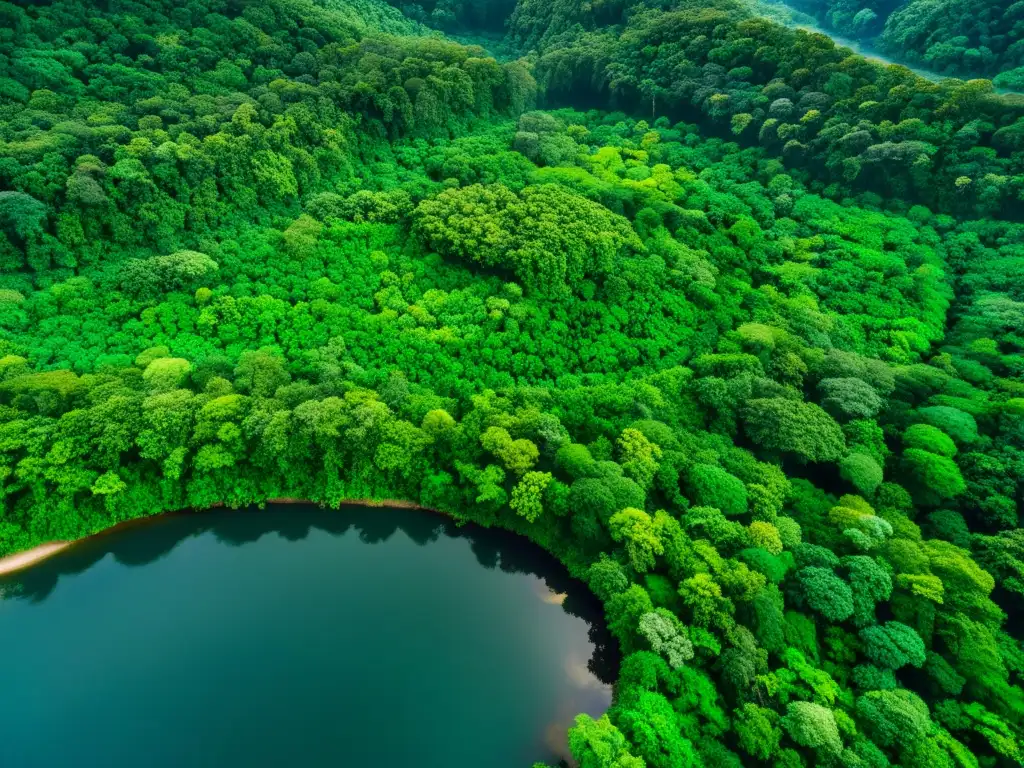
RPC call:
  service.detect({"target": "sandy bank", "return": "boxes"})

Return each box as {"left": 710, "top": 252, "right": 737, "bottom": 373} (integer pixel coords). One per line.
{"left": 0, "top": 498, "right": 428, "bottom": 577}
{"left": 0, "top": 541, "right": 73, "bottom": 576}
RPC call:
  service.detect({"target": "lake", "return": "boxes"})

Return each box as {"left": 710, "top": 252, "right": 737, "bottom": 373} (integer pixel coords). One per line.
{"left": 0, "top": 504, "right": 616, "bottom": 767}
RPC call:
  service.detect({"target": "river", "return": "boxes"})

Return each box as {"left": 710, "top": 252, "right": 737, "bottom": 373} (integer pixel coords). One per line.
{"left": 773, "top": 5, "right": 1021, "bottom": 92}
{"left": 790, "top": 22, "right": 945, "bottom": 82}
{"left": 0, "top": 504, "right": 616, "bottom": 767}
{"left": 745, "top": 0, "right": 944, "bottom": 81}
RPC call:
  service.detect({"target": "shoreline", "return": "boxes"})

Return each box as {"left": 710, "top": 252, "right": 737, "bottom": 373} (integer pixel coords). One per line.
{"left": 0, "top": 497, "right": 427, "bottom": 577}
{"left": 0, "top": 541, "right": 74, "bottom": 576}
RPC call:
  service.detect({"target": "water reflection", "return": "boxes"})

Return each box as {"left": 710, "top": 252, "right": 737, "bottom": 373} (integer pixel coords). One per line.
{"left": 1, "top": 503, "right": 619, "bottom": 687}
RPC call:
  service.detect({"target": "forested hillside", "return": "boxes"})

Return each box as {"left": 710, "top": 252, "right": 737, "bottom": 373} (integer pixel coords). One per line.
{"left": 1, "top": 0, "right": 1023, "bottom": 765}
{"left": 776, "top": 0, "right": 1024, "bottom": 83}
{"left": 512, "top": 0, "right": 1024, "bottom": 216}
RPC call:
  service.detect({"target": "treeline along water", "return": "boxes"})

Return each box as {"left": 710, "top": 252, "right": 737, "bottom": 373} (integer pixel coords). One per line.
{"left": 0, "top": 505, "right": 616, "bottom": 768}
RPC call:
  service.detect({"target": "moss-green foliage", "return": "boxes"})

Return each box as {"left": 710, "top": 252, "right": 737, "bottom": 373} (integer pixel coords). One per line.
{"left": 1, "top": 0, "right": 1024, "bottom": 765}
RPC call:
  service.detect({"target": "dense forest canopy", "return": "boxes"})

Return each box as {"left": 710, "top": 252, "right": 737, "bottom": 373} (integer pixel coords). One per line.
{"left": 777, "top": 0, "right": 1024, "bottom": 84}
{"left": 1, "top": 0, "right": 1024, "bottom": 765}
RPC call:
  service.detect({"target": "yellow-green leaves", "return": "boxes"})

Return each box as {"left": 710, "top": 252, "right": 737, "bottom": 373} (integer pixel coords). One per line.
{"left": 610, "top": 507, "right": 663, "bottom": 573}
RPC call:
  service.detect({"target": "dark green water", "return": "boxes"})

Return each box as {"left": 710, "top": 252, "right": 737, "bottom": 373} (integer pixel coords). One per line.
{"left": 0, "top": 505, "right": 615, "bottom": 767}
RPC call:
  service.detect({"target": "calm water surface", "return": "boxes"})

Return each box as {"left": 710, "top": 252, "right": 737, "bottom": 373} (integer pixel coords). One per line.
{"left": 0, "top": 505, "right": 615, "bottom": 767}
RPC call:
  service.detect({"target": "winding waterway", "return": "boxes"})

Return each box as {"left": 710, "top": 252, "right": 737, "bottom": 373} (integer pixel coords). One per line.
{"left": 790, "top": 22, "right": 945, "bottom": 82}
{"left": 0, "top": 504, "right": 616, "bottom": 767}
{"left": 757, "top": 0, "right": 1024, "bottom": 90}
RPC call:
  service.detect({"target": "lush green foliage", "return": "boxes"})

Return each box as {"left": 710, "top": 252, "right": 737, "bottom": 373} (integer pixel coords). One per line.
{"left": 511, "top": 0, "right": 1024, "bottom": 217}
{"left": 2, "top": 0, "right": 1024, "bottom": 765}
{"left": 786, "top": 0, "right": 1024, "bottom": 81}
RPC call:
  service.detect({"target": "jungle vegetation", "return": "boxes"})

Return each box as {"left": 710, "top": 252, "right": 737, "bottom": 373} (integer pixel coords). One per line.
{"left": 1, "top": 0, "right": 1024, "bottom": 765}
{"left": 775, "top": 0, "right": 1024, "bottom": 83}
